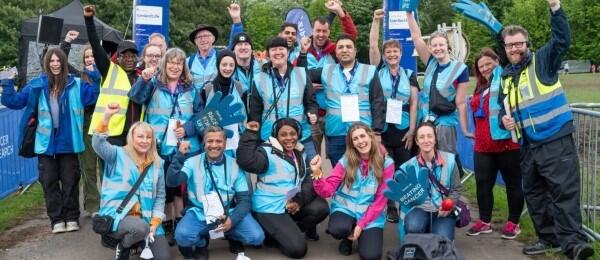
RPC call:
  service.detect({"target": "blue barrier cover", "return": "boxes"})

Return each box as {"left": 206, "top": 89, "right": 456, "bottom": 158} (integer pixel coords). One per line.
{"left": 0, "top": 107, "right": 38, "bottom": 200}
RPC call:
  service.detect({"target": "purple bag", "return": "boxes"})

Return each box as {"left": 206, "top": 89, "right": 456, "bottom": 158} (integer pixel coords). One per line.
{"left": 454, "top": 199, "right": 471, "bottom": 228}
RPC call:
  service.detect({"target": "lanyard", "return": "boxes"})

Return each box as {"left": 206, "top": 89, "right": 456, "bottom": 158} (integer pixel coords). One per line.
{"left": 263, "top": 69, "right": 291, "bottom": 121}
{"left": 390, "top": 71, "right": 401, "bottom": 99}
{"left": 204, "top": 156, "right": 230, "bottom": 215}
{"left": 168, "top": 85, "right": 182, "bottom": 118}
{"left": 340, "top": 62, "right": 358, "bottom": 94}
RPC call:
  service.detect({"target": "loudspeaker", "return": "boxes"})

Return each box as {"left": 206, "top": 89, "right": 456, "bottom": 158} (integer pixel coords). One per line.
{"left": 37, "top": 16, "right": 64, "bottom": 45}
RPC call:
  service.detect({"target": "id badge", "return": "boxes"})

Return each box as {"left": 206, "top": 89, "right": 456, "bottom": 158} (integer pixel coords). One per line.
{"left": 385, "top": 99, "right": 403, "bottom": 125}
{"left": 166, "top": 119, "right": 186, "bottom": 146}
{"left": 285, "top": 186, "right": 300, "bottom": 200}
{"left": 519, "top": 84, "right": 532, "bottom": 100}
{"left": 340, "top": 95, "right": 360, "bottom": 122}
{"left": 224, "top": 124, "right": 239, "bottom": 150}
{"left": 201, "top": 192, "right": 224, "bottom": 224}
{"left": 209, "top": 229, "right": 225, "bottom": 240}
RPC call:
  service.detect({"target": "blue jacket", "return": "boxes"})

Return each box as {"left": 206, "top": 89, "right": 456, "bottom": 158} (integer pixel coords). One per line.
{"left": 1, "top": 71, "right": 100, "bottom": 155}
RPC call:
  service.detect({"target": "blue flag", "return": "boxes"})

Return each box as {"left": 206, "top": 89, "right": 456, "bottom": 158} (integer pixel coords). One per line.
{"left": 285, "top": 8, "right": 313, "bottom": 45}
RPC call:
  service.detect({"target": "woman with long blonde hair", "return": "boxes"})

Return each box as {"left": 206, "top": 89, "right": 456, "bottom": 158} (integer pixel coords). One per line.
{"left": 92, "top": 103, "right": 170, "bottom": 260}
{"left": 310, "top": 122, "right": 394, "bottom": 260}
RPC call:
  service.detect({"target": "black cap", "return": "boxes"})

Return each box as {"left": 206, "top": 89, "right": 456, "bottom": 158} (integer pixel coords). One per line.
{"left": 189, "top": 24, "right": 218, "bottom": 44}
{"left": 265, "top": 37, "right": 288, "bottom": 51}
{"left": 230, "top": 32, "right": 253, "bottom": 50}
{"left": 117, "top": 40, "right": 138, "bottom": 55}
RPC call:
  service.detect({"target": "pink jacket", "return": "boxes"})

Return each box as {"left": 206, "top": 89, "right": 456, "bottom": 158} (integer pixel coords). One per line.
{"left": 313, "top": 159, "right": 394, "bottom": 229}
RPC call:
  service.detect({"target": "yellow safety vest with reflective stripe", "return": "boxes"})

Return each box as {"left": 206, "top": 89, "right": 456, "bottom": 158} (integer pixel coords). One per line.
{"left": 88, "top": 63, "right": 132, "bottom": 136}
{"left": 502, "top": 56, "right": 573, "bottom": 142}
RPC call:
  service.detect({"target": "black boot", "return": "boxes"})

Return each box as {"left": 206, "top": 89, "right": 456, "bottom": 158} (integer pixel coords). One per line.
{"left": 338, "top": 238, "right": 352, "bottom": 256}
{"left": 195, "top": 246, "right": 209, "bottom": 260}
{"left": 115, "top": 241, "right": 131, "bottom": 260}
{"left": 305, "top": 226, "right": 320, "bottom": 241}
{"left": 178, "top": 246, "right": 195, "bottom": 259}
{"left": 163, "top": 219, "right": 175, "bottom": 246}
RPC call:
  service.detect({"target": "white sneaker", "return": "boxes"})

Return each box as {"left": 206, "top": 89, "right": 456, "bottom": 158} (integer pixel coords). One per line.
{"left": 66, "top": 221, "right": 79, "bottom": 232}
{"left": 52, "top": 222, "right": 67, "bottom": 233}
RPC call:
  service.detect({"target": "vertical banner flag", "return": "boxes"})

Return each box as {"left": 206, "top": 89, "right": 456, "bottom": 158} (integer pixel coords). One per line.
{"left": 383, "top": 0, "right": 417, "bottom": 72}
{"left": 285, "top": 8, "right": 313, "bottom": 44}
{"left": 133, "top": 0, "right": 170, "bottom": 52}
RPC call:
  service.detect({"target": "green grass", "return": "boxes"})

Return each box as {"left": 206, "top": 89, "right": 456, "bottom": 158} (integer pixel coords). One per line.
{"left": 0, "top": 183, "right": 45, "bottom": 233}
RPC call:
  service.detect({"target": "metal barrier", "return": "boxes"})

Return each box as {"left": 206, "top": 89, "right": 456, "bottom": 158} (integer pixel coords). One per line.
{"left": 0, "top": 107, "right": 38, "bottom": 200}
{"left": 572, "top": 103, "right": 600, "bottom": 241}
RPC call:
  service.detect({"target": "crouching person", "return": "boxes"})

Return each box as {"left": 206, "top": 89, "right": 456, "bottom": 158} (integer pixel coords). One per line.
{"left": 167, "top": 126, "right": 264, "bottom": 260}
{"left": 92, "top": 103, "right": 170, "bottom": 260}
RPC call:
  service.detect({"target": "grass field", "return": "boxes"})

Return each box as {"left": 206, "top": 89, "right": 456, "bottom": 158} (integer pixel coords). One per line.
{"left": 0, "top": 183, "right": 45, "bottom": 233}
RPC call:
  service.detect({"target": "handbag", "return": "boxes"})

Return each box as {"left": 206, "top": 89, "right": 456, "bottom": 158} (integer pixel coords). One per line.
{"left": 429, "top": 66, "right": 456, "bottom": 116}
{"left": 427, "top": 166, "right": 471, "bottom": 228}
{"left": 18, "top": 112, "right": 37, "bottom": 158}
{"left": 92, "top": 166, "right": 152, "bottom": 235}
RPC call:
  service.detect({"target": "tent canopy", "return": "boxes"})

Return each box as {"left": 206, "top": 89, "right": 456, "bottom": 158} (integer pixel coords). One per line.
{"left": 18, "top": 0, "right": 124, "bottom": 83}
{"left": 20, "top": 0, "right": 123, "bottom": 44}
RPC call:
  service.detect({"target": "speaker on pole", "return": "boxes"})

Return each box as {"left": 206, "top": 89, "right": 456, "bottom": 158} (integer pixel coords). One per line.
{"left": 37, "top": 16, "right": 64, "bottom": 45}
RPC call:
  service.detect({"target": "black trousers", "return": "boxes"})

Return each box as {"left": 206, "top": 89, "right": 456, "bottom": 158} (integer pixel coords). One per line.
{"left": 521, "top": 135, "right": 588, "bottom": 254}
{"left": 38, "top": 154, "right": 81, "bottom": 225}
{"left": 327, "top": 211, "right": 383, "bottom": 260}
{"left": 474, "top": 150, "right": 524, "bottom": 223}
{"left": 383, "top": 127, "right": 414, "bottom": 208}
{"left": 254, "top": 197, "right": 328, "bottom": 259}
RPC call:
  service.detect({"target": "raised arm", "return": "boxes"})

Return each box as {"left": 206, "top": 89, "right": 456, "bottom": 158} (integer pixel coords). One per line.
{"left": 84, "top": 5, "right": 110, "bottom": 79}
{"left": 0, "top": 77, "right": 33, "bottom": 109}
{"left": 535, "top": 0, "right": 570, "bottom": 81}
{"left": 406, "top": 12, "right": 431, "bottom": 64}
{"left": 227, "top": 3, "right": 244, "bottom": 50}
{"left": 236, "top": 125, "right": 270, "bottom": 174}
{"left": 91, "top": 103, "right": 121, "bottom": 165}
{"left": 369, "top": 9, "right": 384, "bottom": 66}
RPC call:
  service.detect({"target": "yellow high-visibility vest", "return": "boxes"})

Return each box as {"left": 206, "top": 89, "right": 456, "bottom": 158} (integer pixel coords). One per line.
{"left": 88, "top": 63, "right": 132, "bottom": 136}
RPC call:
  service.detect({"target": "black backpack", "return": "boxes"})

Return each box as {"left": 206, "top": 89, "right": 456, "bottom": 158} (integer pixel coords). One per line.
{"left": 387, "top": 233, "right": 465, "bottom": 260}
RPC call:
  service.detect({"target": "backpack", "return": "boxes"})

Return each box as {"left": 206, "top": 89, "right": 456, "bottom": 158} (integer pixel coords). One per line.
{"left": 387, "top": 233, "right": 465, "bottom": 260}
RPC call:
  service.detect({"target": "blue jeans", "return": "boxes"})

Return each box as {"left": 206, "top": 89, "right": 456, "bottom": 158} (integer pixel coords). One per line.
{"left": 326, "top": 136, "right": 346, "bottom": 167}
{"left": 404, "top": 208, "right": 457, "bottom": 240}
{"left": 174, "top": 212, "right": 265, "bottom": 247}
{"left": 301, "top": 138, "right": 317, "bottom": 161}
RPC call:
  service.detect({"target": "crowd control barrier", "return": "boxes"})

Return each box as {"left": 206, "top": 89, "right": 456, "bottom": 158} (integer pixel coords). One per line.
{"left": 0, "top": 107, "right": 38, "bottom": 200}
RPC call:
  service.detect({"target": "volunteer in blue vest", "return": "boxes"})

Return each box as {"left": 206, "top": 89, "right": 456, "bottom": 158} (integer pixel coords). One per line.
{"left": 397, "top": 122, "right": 461, "bottom": 241}
{"left": 230, "top": 32, "right": 261, "bottom": 114}
{"left": 92, "top": 103, "right": 170, "bottom": 260}
{"left": 167, "top": 126, "right": 264, "bottom": 260}
{"left": 59, "top": 30, "right": 102, "bottom": 216}
{"left": 465, "top": 48, "right": 523, "bottom": 239}
{"left": 1, "top": 48, "right": 100, "bottom": 234}
{"left": 369, "top": 8, "right": 420, "bottom": 224}
{"left": 187, "top": 3, "right": 244, "bottom": 90}
{"left": 129, "top": 47, "right": 203, "bottom": 245}
{"left": 303, "top": 34, "right": 385, "bottom": 167}
{"left": 237, "top": 118, "right": 329, "bottom": 259}
{"left": 452, "top": 0, "right": 593, "bottom": 258}
{"left": 311, "top": 123, "right": 394, "bottom": 260}
{"left": 84, "top": 5, "right": 144, "bottom": 147}
{"left": 247, "top": 37, "right": 319, "bottom": 160}
{"left": 196, "top": 50, "right": 247, "bottom": 156}
{"left": 406, "top": 10, "right": 470, "bottom": 156}
{"left": 306, "top": 0, "right": 359, "bottom": 157}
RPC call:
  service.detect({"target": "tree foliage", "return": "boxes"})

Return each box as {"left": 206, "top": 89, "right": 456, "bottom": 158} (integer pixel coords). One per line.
{"left": 0, "top": 0, "right": 597, "bottom": 68}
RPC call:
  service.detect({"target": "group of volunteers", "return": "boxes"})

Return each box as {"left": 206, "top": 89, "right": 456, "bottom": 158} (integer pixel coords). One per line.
{"left": 0, "top": 0, "right": 593, "bottom": 259}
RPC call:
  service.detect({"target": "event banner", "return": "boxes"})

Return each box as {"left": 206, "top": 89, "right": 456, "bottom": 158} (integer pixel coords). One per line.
{"left": 285, "top": 8, "right": 313, "bottom": 45}
{"left": 133, "top": 0, "right": 170, "bottom": 52}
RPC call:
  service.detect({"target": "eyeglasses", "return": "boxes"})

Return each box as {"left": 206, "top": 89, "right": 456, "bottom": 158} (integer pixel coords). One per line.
{"left": 145, "top": 54, "right": 161, "bottom": 59}
{"left": 195, "top": 34, "right": 213, "bottom": 40}
{"left": 167, "top": 61, "right": 184, "bottom": 67}
{"left": 504, "top": 41, "right": 527, "bottom": 49}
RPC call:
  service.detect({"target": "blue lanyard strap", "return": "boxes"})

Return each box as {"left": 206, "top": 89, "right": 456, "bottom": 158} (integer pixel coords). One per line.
{"left": 340, "top": 62, "right": 359, "bottom": 94}
{"left": 390, "top": 70, "right": 401, "bottom": 99}
{"left": 169, "top": 86, "right": 182, "bottom": 117}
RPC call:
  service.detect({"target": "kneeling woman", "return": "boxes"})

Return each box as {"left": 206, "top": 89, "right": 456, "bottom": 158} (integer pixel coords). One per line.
{"left": 237, "top": 118, "right": 329, "bottom": 259}
{"left": 311, "top": 123, "right": 394, "bottom": 260}
{"left": 398, "top": 122, "right": 462, "bottom": 241}
{"left": 92, "top": 103, "right": 170, "bottom": 260}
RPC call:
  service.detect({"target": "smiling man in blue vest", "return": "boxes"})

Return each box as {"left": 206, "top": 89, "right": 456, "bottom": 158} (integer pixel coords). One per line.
{"left": 497, "top": 0, "right": 593, "bottom": 258}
